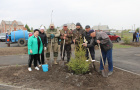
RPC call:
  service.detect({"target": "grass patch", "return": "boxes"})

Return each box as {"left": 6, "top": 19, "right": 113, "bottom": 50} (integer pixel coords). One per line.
{"left": 115, "top": 33, "right": 133, "bottom": 40}
{"left": 113, "top": 43, "right": 132, "bottom": 49}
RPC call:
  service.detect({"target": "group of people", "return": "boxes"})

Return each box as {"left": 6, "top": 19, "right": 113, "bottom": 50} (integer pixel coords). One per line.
{"left": 133, "top": 31, "right": 140, "bottom": 42}
{"left": 27, "top": 22, "right": 113, "bottom": 76}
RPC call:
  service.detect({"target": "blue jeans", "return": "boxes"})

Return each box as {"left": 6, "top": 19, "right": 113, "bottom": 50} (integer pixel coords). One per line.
{"left": 136, "top": 37, "right": 139, "bottom": 42}
{"left": 100, "top": 48, "right": 113, "bottom": 72}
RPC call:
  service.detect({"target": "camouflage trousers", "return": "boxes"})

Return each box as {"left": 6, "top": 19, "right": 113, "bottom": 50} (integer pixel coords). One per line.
{"left": 46, "top": 42, "right": 58, "bottom": 59}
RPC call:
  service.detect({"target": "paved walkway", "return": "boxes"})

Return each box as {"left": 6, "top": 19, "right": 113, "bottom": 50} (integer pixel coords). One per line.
{"left": 95, "top": 47, "right": 140, "bottom": 74}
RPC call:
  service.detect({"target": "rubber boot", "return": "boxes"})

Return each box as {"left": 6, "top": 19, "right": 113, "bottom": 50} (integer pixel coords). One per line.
{"left": 54, "top": 58, "right": 58, "bottom": 64}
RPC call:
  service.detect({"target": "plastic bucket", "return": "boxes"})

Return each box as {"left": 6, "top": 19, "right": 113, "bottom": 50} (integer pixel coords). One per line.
{"left": 42, "top": 64, "right": 48, "bottom": 72}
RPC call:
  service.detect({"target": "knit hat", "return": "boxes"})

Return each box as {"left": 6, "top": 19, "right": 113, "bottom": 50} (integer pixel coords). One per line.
{"left": 76, "top": 22, "right": 81, "bottom": 26}
{"left": 40, "top": 26, "right": 44, "bottom": 30}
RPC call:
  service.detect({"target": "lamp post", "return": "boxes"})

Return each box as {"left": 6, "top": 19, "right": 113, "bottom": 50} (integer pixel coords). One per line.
{"left": 134, "top": 24, "right": 135, "bottom": 31}
{"left": 121, "top": 27, "right": 123, "bottom": 38}
{"left": 51, "top": 10, "right": 53, "bottom": 23}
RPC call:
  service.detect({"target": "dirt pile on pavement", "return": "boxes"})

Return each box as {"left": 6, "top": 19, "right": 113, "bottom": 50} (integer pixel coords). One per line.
{"left": 0, "top": 47, "right": 28, "bottom": 56}
{"left": 122, "top": 42, "right": 140, "bottom": 47}
{"left": 0, "top": 62, "right": 140, "bottom": 90}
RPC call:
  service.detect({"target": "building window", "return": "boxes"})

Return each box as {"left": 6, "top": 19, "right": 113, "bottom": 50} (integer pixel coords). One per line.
{"left": 13, "top": 23, "right": 17, "bottom": 27}
{"left": 7, "top": 29, "right": 9, "bottom": 32}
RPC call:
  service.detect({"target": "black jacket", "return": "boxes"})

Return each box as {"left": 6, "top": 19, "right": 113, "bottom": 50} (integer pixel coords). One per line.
{"left": 39, "top": 32, "right": 47, "bottom": 47}
{"left": 83, "top": 31, "right": 92, "bottom": 44}
{"left": 87, "top": 37, "right": 97, "bottom": 48}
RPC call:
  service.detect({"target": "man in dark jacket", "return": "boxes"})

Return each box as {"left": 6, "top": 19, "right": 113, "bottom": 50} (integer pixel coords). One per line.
{"left": 72, "top": 22, "right": 85, "bottom": 50}
{"left": 83, "top": 30, "right": 113, "bottom": 76}
{"left": 38, "top": 26, "right": 47, "bottom": 65}
{"left": 133, "top": 31, "right": 137, "bottom": 42}
{"left": 83, "top": 25, "right": 95, "bottom": 61}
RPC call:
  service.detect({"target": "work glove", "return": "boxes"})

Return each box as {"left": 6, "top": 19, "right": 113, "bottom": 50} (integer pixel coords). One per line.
{"left": 50, "top": 34, "right": 55, "bottom": 39}
{"left": 44, "top": 47, "right": 47, "bottom": 50}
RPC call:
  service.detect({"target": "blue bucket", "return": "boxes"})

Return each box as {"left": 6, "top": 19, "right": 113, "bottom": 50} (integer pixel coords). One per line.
{"left": 42, "top": 64, "right": 48, "bottom": 72}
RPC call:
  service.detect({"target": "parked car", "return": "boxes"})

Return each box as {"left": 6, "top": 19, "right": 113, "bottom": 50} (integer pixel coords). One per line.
{"left": 105, "top": 32, "right": 121, "bottom": 42}
{"left": 28, "top": 32, "right": 33, "bottom": 37}
{"left": 0, "top": 33, "right": 6, "bottom": 42}
{"left": 129, "top": 30, "right": 135, "bottom": 33}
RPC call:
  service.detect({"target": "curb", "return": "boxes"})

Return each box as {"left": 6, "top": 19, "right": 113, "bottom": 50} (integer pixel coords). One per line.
{"left": 0, "top": 83, "right": 38, "bottom": 90}
{"left": 95, "top": 61, "right": 140, "bottom": 76}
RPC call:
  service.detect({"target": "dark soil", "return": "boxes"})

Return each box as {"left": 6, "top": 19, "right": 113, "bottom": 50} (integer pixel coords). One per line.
{"left": 121, "top": 42, "right": 140, "bottom": 47}
{"left": 0, "top": 62, "right": 140, "bottom": 90}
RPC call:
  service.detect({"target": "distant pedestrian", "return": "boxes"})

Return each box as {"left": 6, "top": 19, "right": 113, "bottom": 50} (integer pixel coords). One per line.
{"left": 136, "top": 32, "right": 139, "bottom": 42}
{"left": 28, "top": 29, "right": 43, "bottom": 71}
{"left": 133, "top": 31, "right": 137, "bottom": 42}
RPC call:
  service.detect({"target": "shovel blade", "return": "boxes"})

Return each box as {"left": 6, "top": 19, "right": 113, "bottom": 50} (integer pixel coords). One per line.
{"left": 101, "top": 70, "right": 108, "bottom": 77}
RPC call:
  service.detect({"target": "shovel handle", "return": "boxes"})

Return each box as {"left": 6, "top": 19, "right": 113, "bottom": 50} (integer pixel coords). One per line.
{"left": 98, "top": 43, "right": 105, "bottom": 67}
{"left": 62, "top": 39, "right": 65, "bottom": 59}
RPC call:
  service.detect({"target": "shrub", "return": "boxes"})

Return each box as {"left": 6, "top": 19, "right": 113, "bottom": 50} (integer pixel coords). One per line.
{"left": 67, "top": 42, "right": 91, "bottom": 74}
{"left": 123, "top": 37, "right": 131, "bottom": 44}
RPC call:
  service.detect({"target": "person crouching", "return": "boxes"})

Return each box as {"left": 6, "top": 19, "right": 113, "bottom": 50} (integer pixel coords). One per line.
{"left": 28, "top": 29, "right": 43, "bottom": 71}
{"left": 88, "top": 30, "right": 113, "bottom": 76}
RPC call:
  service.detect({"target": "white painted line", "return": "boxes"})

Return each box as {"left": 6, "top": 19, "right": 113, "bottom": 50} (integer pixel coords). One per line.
{"left": 95, "top": 61, "right": 140, "bottom": 76}
{"left": 113, "top": 66, "right": 140, "bottom": 76}
{"left": 0, "top": 64, "right": 27, "bottom": 69}
{"left": 0, "top": 83, "right": 38, "bottom": 90}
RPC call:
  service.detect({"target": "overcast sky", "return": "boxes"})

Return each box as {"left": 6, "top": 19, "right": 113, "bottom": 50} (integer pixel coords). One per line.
{"left": 0, "top": 0, "right": 140, "bottom": 30}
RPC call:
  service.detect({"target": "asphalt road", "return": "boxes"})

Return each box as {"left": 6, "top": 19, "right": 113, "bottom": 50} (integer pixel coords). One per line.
{"left": 0, "top": 42, "right": 19, "bottom": 48}
{"left": 95, "top": 47, "right": 140, "bottom": 74}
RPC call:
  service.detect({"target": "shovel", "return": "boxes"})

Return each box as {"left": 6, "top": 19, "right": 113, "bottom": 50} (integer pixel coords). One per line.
{"left": 87, "top": 48, "right": 97, "bottom": 71}
{"left": 98, "top": 44, "right": 108, "bottom": 77}
{"left": 59, "top": 39, "right": 65, "bottom": 66}
{"left": 49, "top": 38, "right": 53, "bottom": 67}
{"left": 84, "top": 37, "right": 96, "bottom": 71}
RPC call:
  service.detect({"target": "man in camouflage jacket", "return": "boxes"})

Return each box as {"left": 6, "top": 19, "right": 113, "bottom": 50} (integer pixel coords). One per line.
{"left": 72, "top": 22, "right": 85, "bottom": 50}
{"left": 60, "top": 24, "right": 72, "bottom": 62}
{"left": 46, "top": 24, "right": 60, "bottom": 64}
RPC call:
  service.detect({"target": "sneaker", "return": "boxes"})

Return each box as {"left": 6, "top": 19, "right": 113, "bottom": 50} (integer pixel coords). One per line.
{"left": 108, "top": 71, "right": 113, "bottom": 76}
{"left": 35, "top": 67, "right": 39, "bottom": 70}
{"left": 86, "top": 60, "right": 89, "bottom": 62}
{"left": 38, "top": 64, "right": 41, "bottom": 67}
{"left": 91, "top": 60, "right": 96, "bottom": 62}
{"left": 28, "top": 67, "right": 32, "bottom": 71}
